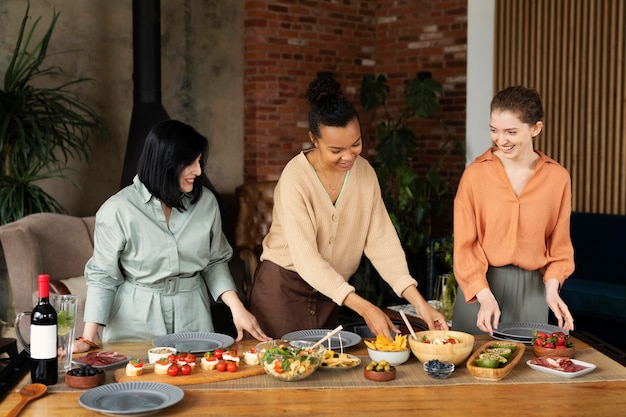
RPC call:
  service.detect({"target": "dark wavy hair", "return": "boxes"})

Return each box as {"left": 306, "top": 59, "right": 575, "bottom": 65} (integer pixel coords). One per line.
{"left": 491, "top": 85, "right": 544, "bottom": 126}
{"left": 137, "top": 119, "right": 207, "bottom": 211}
{"left": 306, "top": 76, "right": 359, "bottom": 140}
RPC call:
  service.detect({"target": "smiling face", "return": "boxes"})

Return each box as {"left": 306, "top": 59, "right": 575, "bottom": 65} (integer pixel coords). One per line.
{"left": 179, "top": 155, "right": 202, "bottom": 193}
{"left": 311, "top": 117, "right": 362, "bottom": 171}
{"left": 489, "top": 110, "right": 542, "bottom": 161}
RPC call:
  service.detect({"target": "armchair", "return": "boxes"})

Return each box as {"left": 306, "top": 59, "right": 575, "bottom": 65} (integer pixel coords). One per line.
{"left": 0, "top": 213, "right": 95, "bottom": 336}
{"left": 234, "top": 181, "right": 277, "bottom": 301}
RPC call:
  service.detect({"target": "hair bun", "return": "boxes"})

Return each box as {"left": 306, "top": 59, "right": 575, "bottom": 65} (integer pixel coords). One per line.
{"left": 306, "top": 76, "right": 343, "bottom": 105}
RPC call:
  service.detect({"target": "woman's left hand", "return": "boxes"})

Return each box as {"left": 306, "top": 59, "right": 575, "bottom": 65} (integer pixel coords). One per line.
{"left": 402, "top": 286, "right": 448, "bottom": 331}
{"left": 221, "top": 290, "right": 272, "bottom": 342}
{"left": 545, "top": 279, "right": 575, "bottom": 331}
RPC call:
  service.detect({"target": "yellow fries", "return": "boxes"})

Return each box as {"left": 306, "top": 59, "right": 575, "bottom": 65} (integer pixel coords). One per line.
{"left": 364, "top": 334, "right": 407, "bottom": 351}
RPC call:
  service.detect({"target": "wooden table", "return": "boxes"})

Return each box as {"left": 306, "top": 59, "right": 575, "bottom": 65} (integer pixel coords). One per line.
{"left": 2, "top": 336, "right": 625, "bottom": 417}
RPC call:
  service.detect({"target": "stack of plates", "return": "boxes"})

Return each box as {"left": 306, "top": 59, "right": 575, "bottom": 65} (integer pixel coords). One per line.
{"left": 492, "top": 322, "right": 568, "bottom": 345}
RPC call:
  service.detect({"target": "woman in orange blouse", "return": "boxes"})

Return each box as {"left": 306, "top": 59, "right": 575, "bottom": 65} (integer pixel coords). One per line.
{"left": 453, "top": 86, "right": 575, "bottom": 335}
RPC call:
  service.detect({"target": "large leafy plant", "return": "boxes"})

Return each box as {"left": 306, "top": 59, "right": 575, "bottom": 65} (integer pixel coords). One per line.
{"left": 0, "top": 4, "right": 105, "bottom": 225}
{"left": 354, "top": 73, "right": 463, "bottom": 304}
{"left": 360, "top": 73, "right": 462, "bottom": 258}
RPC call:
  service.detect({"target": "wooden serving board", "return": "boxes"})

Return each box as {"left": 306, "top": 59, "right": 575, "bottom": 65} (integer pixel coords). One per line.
{"left": 114, "top": 361, "right": 266, "bottom": 386}
{"left": 465, "top": 341, "right": 526, "bottom": 381}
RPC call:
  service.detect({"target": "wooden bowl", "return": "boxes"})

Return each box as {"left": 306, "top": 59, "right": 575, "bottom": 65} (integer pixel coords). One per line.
{"left": 363, "top": 366, "right": 396, "bottom": 381}
{"left": 533, "top": 345, "right": 575, "bottom": 358}
{"left": 409, "top": 330, "right": 475, "bottom": 365}
{"left": 466, "top": 341, "right": 526, "bottom": 381}
{"left": 65, "top": 371, "right": 106, "bottom": 389}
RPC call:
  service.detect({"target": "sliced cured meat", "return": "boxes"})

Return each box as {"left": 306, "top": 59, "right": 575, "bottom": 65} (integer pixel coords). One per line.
{"left": 74, "top": 351, "right": 128, "bottom": 367}
{"left": 529, "top": 356, "right": 587, "bottom": 373}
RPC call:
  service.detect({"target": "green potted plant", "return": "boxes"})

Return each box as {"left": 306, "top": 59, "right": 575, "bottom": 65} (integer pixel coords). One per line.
{"left": 0, "top": 4, "right": 106, "bottom": 225}
{"left": 353, "top": 73, "right": 463, "bottom": 305}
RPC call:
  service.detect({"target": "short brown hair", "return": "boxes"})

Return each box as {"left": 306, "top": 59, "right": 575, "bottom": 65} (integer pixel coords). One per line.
{"left": 491, "top": 85, "right": 544, "bottom": 126}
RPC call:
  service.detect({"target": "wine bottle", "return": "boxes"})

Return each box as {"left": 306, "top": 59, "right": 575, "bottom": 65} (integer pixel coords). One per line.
{"left": 30, "top": 274, "right": 58, "bottom": 385}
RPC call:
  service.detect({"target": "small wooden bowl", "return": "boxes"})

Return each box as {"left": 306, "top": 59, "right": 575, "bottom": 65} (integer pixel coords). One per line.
{"left": 533, "top": 345, "right": 575, "bottom": 358}
{"left": 65, "top": 371, "right": 106, "bottom": 389}
{"left": 363, "top": 366, "right": 396, "bottom": 381}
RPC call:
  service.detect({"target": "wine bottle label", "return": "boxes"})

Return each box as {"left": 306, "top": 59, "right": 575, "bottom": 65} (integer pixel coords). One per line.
{"left": 30, "top": 324, "right": 58, "bottom": 359}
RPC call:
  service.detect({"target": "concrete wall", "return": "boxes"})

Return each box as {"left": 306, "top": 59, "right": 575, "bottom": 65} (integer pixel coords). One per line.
{"left": 0, "top": 0, "right": 244, "bottom": 217}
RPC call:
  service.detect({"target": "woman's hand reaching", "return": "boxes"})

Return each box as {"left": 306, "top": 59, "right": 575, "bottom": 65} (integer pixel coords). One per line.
{"left": 221, "top": 290, "right": 272, "bottom": 342}
{"left": 545, "top": 279, "right": 574, "bottom": 331}
{"left": 475, "top": 288, "right": 501, "bottom": 335}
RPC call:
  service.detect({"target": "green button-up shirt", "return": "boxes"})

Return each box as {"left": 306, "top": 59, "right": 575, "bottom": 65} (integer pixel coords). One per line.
{"left": 84, "top": 176, "right": 236, "bottom": 341}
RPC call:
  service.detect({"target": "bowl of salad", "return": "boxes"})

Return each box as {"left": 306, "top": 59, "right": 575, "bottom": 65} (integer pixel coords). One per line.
{"left": 409, "top": 330, "right": 474, "bottom": 365}
{"left": 255, "top": 339, "right": 323, "bottom": 382}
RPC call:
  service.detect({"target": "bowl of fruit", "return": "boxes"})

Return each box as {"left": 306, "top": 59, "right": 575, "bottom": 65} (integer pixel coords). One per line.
{"left": 255, "top": 340, "right": 323, "bottom": 382}
{"left": 363, "top": 359, "right": 396, "bottom": 381}
{"left": 532, "top": 329, "right": 575, "bottom": 358}
{"left": 409, "top": 330, "right": 474, "bottom": 365}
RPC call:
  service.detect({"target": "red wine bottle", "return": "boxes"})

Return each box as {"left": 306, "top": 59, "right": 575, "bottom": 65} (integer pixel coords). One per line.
{"left": 30, "top": 274, "right": 58, "bottom": 385}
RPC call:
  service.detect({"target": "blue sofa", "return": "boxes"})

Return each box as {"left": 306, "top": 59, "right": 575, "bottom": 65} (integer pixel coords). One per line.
{"left": 560, "top": 212, "right": 626, "bottom": 347}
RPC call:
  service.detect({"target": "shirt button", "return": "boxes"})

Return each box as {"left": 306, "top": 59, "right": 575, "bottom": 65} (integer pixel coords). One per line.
{"left": 329, "top": 237, "right": 335, "bottom": 244}
{"left": 332, "top": 214, "right": 338, "bottom": 222}
{"left": 309, "top": 310, "right": 315, "bottom": 315}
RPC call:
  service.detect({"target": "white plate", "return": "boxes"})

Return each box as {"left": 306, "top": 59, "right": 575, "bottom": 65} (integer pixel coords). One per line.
{"left": 79, "top": 382, "right": 184, "bottom": 416}
{"left": 526, "top": 358, "right": 597, "bottom": 378}
{"left": 320, "top": 353, "right": 362, "bottom": 371}
{"left": 493, "top": 322, "right": 568, "bottom": 344}
{"left": 152, "top": 332, "right": 234, "bottom": 354}
{"left": 281, "top": 329, "right": 362, "bottom": 349}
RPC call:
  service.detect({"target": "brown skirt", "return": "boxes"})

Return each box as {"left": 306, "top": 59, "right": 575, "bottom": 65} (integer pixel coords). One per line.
{"left": 248, "top": 260, "right": 339, "bottom": 339}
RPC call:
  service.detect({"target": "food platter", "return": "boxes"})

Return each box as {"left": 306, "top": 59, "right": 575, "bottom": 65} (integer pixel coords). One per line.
{"left": 72, "top": 352, "right": 131, "bottom": 370}
{"left": 281, "top": 329, "right": 362, "bottom": 349}
{"left": 526, "top": 358, "right": 596, "bottom": 379}
{"left": 79, "top": 381, "right": 184, "bottom": 416}
{"left": 151, "top": 332, "right": 234, "bottom": 354}
{"left": 465, "top": 340, "right": 526, "bottom": 381}
{"left": 492, "top": 322, "right": 568, "bottom": 344}
{"left": 320, "top": 353, "right": 362, "bottom": 371}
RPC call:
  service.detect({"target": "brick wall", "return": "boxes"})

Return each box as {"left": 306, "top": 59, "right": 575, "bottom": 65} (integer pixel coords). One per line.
{"left": 243, "top": 0, "right": 467, "bottom": 234}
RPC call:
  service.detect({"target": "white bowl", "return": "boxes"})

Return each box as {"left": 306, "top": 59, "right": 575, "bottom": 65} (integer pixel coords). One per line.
{"left": 366, "top": 347, "right": 411, "bottom": 366}
{"left": 148, "top": 347, "right": 177, "bottom": 364}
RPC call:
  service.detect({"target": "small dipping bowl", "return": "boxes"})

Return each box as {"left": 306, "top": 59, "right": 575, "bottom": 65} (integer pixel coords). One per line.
{"left": 148, "top": 347, "right": 177, "bottom": 364}
{"left": 423, "top": 359, "right": 455, "bottom": 379}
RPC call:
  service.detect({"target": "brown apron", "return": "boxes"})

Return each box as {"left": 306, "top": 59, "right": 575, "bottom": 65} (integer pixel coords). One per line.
{"left": 248, "top": 260, "right": 339, "bottom": 339}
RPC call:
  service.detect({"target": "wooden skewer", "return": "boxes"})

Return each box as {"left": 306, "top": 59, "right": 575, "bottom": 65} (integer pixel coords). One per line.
{"left": 311, "top": 325, "right": 343, "bottom": 350}
{"left": 399, "top": 310, "right": 418, "bottom": 341}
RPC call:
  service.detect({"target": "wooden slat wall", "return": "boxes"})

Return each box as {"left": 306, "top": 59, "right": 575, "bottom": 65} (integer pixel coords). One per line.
{"left": 494, "top": 0, "right": 626, "bottom": 214}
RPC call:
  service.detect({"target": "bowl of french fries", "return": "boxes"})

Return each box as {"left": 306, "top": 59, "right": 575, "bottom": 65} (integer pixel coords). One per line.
{"left": 364, "top": 334, "right": 411, "bottom": 366}
{"left": 409, "top": 330, "right": 475, "bottom": 365}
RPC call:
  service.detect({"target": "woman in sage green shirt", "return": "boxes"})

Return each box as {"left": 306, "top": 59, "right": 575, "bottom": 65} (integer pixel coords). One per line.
{"left": 74, "top": 120, "right": 269, "bottom": 352}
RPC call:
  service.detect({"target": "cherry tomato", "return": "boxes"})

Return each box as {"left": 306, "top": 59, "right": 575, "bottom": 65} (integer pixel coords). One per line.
{"left": 180, "top": 364, "right": 192, "bottom": 375}
{"left": 167, "top": 353, "right": 177, "bottom": 362}
{"left": 186, "top": 353, "right": 196, "bottom": 363}
{"left": 447, "top": 338, "right": 457, "bottom": 344}
{"left": 167, "top": 364, "right": 179, "bottom": 376}
{"left": 216, "top": 361, "right": 227, "bottom": 372}
{"left": 214, "top": 349, "right": 225, "bottom": 360}
{"left": 533, "top": 338, "right": 545, "bottom": 347}
{"left": 229, "top": 348, "right": 237, "bottom": 355}
{"left": 226, "top": 362, "right": 238, "bottom": 372}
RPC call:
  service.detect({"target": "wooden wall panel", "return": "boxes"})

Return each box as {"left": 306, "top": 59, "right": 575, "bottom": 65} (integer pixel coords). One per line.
{"left": 494, "top": 0, "right": 626, "bottom": 214}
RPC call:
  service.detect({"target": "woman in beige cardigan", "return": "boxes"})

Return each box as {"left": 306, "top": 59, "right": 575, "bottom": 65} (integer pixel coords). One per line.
{"left": 248, "top": 76, "right": 447, "bottom": 339}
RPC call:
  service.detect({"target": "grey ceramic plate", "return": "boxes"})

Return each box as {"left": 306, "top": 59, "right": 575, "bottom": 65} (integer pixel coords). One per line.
{"left": 281, "top": 329, "right": 362, "bottom": 349}
{"left": 152, "top": 332, "right": 234, "bottom": 354}
{"left": 493, "top": 322, "right": 568, "bottom": 344}
{"left": 79, "top": 382, "right": 184, "bottom": 416}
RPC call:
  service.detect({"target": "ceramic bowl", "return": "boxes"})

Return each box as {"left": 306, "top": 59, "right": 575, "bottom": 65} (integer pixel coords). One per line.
{"left": 409, "top": 330, "right": 475, "bottom": 365}
{"left": 366, "top": 346, "right": 411, "bottom": 366}
{"left": 363, "top": 366, "right": 396, "bottom": 381}
{"left": 256, "top": 340, "right": 323, "bottom": 382}
{"left": 148, "top": 347, "right": 177, "bottom": 363}
{"left": 533, "top": 345, "right": 575, "bottom": 358}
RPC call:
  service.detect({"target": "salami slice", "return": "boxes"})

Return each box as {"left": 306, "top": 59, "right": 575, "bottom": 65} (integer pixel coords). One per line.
{"left": 74, "top": 351, "right": 129, "bottom": 367}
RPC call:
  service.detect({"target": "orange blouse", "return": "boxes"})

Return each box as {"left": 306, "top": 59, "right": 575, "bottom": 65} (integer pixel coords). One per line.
{"left": 453, "top": 148, "right": 575, "bottom": 303}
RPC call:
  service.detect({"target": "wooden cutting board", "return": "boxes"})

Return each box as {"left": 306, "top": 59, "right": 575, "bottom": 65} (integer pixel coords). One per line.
{"left": 114, "top": 361, "right": 266, "bottom": 385}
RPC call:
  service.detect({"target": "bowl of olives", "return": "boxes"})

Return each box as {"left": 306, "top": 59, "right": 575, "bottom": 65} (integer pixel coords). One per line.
{"left": 363, "top": 360, "right": 396, "bottom": 381}
{"left": 65, "top": 364, "right": 106, "bottom": 388}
